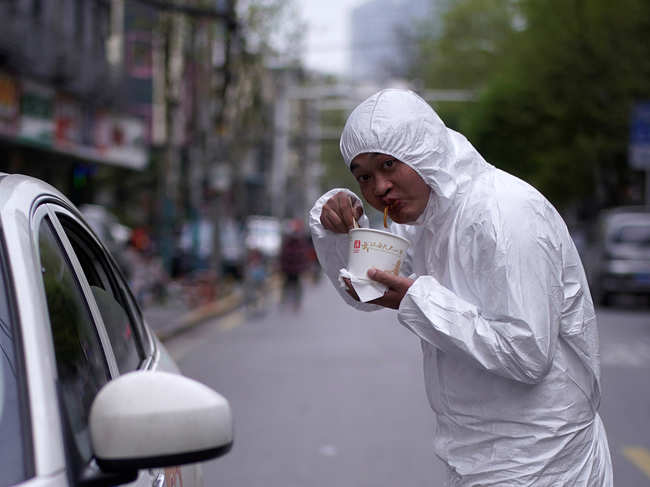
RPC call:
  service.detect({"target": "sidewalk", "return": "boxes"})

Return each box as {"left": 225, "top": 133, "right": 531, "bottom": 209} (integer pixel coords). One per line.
{"left": 142, "top": 284, "right": 244, "bottom": 342}
{"left": 142, "top": 274, "right": 283, "bottom": 341}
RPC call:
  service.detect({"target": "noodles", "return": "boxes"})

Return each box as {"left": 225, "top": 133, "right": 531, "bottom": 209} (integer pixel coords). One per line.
{"left": 384, "top": 206, "right": 389, "bottom": 228}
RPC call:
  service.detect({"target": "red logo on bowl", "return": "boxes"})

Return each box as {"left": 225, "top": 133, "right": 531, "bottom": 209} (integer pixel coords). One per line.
{"left": 353, "top": 239, "right": 361, "bottom": 253}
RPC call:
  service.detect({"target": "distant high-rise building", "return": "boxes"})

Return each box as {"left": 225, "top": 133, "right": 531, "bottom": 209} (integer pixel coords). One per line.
{"left": 349, "top": 0, "right": 445, "bottom": 81}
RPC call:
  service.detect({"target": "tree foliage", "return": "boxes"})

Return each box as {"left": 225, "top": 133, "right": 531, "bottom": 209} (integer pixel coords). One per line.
{"left": 412, "top": 0, "right": 650, "bottom": 212}
{"left": 412, "top": 0, "right": 517, "bottom": 89}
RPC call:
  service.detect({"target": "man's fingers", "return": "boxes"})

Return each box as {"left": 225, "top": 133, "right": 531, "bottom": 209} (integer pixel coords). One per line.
{"left": 321, "top": 193, "right": 363, "bottom": 233}
{"left": 366, "top": 268, "right": 399, "bottom": 286}
{"left": 336, "top": 195, "right": 356, "bottom": 230}
{"left": 354, "top": 204, "right": 363, "bottom": 221}
{"left": 365, "top": 269, "right": 413, "bottom": 310}
{"left": 343, "top": 277, "right": 360, "bottom": 301}
{"left": 320, "top": 192, "right": 364, "bottom": 234}
{"left": 321, "top": 206, "right": 348, "bottom": 233}
{"left": 346, "top": 196, "right": 364, "bottom": 228}
{"left": 342, "top": 203, "right": 357, "bottom": 230}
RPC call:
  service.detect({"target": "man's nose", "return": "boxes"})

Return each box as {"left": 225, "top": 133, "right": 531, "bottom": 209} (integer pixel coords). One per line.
{"left": 373, "top": 174, "right": 392, "bottom": 196}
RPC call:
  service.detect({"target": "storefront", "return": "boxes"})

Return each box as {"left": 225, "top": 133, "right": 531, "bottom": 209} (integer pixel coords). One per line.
{"left": 0, "top": 71, "right": 150, "bottom": 212}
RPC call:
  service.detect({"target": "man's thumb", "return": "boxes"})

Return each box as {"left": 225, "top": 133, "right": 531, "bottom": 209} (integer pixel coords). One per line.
{"left": 367, "top": 268, "right": 387, "bottom": 282}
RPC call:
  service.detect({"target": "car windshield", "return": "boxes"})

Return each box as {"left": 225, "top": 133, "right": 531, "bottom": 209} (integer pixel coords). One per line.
{"left": 611, "top": 223, "right": 650, "bottom": 246}
{"left": 0, "top": 247, "right": 29, "bottom": 484}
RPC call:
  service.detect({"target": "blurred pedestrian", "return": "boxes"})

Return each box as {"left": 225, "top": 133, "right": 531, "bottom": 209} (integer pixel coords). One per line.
{"left": 280, "top": 219, "right": 311, "bottom": 311}
{"left": 122, "top": 235, "right": 168, "bottom": 307}
{"left": 244, "top": 248, "right": 268, "bottom": 316}
{"left": 310, "top": 89, "right": 612, "bottom": 486}
{"left": 122, "top": 237, "right": 147, "bottom": 301}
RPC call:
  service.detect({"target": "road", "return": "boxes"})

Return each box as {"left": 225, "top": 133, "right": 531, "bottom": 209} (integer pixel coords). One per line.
{"left": 164, "top": 278, "right": 650, "bottom": 486}
{"left": 598, "top": 304, "right": 650, "bottom": 485}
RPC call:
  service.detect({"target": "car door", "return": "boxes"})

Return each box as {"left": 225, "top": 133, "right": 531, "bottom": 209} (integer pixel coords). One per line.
{"left": 34, "top": 203, "right": 182, "bottom": 487}
{"left": 0, "top": 235, "right": 31, "bottom": 487}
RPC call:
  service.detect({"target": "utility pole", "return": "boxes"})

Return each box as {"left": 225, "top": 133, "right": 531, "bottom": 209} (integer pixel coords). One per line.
{"left": 148, "top": 0, "right": 237, "bottom": 274}
{"left": 156, "top": 11, "right": 186, "bottom": 272}
{"left": 271, "top": 69, "right": 290, "bottom": 219}
{"left": 208, "top": 0, "right": 238, "bottom": 275}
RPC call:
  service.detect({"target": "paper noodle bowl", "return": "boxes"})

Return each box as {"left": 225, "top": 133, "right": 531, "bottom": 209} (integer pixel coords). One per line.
{"left": 348, "top": 228, "right": 410, "bottom": 279}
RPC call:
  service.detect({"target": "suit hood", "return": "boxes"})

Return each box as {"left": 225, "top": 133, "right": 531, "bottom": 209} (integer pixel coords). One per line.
{"left": 340, "top": 89, "right": 492, "bottom": 221}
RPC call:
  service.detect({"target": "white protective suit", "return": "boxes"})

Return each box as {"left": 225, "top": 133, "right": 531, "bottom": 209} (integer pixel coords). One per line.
{"left": 309, "top": 89, "right": 613, "bottom": 486}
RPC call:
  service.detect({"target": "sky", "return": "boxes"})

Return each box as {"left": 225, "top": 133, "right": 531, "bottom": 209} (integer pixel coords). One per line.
{"left": 297, "top": 0, "right": 367, "bottom": 77}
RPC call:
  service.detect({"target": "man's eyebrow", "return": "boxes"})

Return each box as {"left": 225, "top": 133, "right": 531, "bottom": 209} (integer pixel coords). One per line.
{"left": 350, "top": 162, "right": 359, "bottom": 172}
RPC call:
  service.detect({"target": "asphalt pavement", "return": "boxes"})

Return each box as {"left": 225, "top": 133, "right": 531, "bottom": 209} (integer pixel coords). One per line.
{"left": 157, "top": 276, "right": 650, "bottom": 485}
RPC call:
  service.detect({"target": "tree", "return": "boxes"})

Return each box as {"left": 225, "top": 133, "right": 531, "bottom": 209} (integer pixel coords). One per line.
{"left": 410, "top": 0, "right": 517, "bottom": 89}
{"left": 411, "top": 0, "right": 650, "bottom": 212}
{"left": 466, "top": 0, "right": 650, "bottom": 210}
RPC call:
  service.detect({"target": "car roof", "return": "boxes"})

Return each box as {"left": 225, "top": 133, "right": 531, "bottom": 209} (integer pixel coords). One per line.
{"left": 0, "top": 172, "right": 77, "bottom": 219}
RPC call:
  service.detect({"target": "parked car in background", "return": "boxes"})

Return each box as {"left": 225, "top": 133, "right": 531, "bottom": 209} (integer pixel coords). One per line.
{"left": 245, "top": 215, "right": 282, "bottom": 258}
{"left": 79, "top": 204, "right": 131, "bottom": 255}
{"left": 587, "top": 206, "right": 650, "bottom": 306}
{"left": 0, "top": 173, "right": 233, "bottom": 487}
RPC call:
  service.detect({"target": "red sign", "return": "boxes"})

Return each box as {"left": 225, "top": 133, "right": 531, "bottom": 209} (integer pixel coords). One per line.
{"left": 0, "top": 72, "right": 19, "bottom": 136}
{"left": 54, "top": 95, "right": 82, "bottom": 149}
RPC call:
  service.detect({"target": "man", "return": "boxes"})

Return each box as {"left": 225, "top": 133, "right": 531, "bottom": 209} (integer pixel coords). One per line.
{"left": 309, "top": 89, "right": 613, "bottom": 486}
{"left": 279, "top": 219, "right": 311, "bottom": 310}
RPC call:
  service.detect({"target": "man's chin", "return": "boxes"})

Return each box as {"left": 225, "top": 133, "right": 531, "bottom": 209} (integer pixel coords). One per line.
{"left": 390, "top": 212, "right": 415, "bottom": 225}
{"left": 369, "top": 204, "right": 416, "bottom": 225}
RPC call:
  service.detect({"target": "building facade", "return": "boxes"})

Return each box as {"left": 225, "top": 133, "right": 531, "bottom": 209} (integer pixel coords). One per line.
{"left": 0, "top": 0, "right": 149, "bottom": 208}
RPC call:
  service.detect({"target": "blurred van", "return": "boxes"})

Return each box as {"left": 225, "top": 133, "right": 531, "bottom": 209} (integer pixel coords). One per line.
{"left": 588, "top": 206, "right": 650, "bottom": 306}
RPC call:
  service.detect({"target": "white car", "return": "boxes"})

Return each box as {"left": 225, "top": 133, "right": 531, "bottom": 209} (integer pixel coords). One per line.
{"left": 587, "top": 206, "right": 650, "bottom": 306}
{"left": 0, "top": 174, "right": 233, "bottom": 487}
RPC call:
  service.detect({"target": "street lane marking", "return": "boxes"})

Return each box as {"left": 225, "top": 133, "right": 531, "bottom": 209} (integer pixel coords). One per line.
{"left": 623, "top": 446, "right": 650, "bottom": 479}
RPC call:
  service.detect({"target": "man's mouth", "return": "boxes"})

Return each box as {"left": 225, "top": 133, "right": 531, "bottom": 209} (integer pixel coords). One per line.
{"left": 385, "top": 199, "right": 402, "bottom": 211}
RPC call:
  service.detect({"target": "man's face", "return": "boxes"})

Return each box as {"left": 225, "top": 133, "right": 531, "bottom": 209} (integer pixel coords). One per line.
{"left": 350, "top": 152, "right": 431, "bottom": 224}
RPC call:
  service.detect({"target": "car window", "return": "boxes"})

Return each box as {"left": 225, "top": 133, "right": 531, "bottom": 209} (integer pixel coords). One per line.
{"left": 38, "top": 217, "right": 111, "bottom": 468}
{"left": 57, "top": 215, "right": 144, "bottom": 373}
{"left": 0, "top": 248, "right": 28, "bottom": 485}
{"left": 611, "top": 223, "right": 650, "bottom": 246}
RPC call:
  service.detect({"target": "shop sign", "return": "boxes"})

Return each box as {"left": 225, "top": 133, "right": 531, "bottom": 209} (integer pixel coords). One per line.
{"left": 19, "top": 80, "right": 54, "bottom": 145}
{"left": 629, "top": 102, "right": 650, "bottom": 170}
{"left": 94, "top": 112, "right": 148, "bottom": 169}
{"left": 0, "top": 72, "right": 20, "bottom": 136}
{"left": 54, "top": 95, "right": 82, "bottom": 149}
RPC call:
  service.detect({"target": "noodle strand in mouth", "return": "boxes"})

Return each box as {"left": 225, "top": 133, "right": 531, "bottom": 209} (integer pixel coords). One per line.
{"left": 384, "top": 206, "right": 389, "bottom": 228}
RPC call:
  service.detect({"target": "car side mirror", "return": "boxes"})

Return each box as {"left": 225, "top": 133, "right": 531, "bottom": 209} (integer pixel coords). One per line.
{"left": 89, "top": 371, "right": 233, "bottom": 472}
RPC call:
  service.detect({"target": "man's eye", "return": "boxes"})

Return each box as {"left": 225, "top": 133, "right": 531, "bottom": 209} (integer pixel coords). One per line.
{"left": 383, "top": 159, "right": 396, "bottom": 168}
{"left": 357, "top": 174, "right": 370, "bottom": 183}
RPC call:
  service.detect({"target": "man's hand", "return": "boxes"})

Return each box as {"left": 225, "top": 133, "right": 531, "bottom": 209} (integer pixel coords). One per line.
{"left": 342, "top": 277, "right": 360, "bottom": 300}
{"left": 343, "top": 268, "right": 414, "bottom": 309}
{"left": 367, "top": 269, "right": 414, "bottom": 309}
{"left": 320, "top": 192, "right": 363, "bottom": 234}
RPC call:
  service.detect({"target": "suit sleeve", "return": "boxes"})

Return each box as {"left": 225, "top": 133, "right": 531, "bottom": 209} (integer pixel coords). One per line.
{"left": 309, "top": 188, "right": 381, "bottom": 312}
{"left": 397, "top": 207, "right": 564, "bottom": 384}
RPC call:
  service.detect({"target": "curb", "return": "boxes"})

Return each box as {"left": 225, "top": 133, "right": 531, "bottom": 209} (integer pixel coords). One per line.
{"left": 157, "top": 289, "right": 244, "bottom": 342}
{"left": 155, "top": 273, "right": 284, "bottom": 342}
